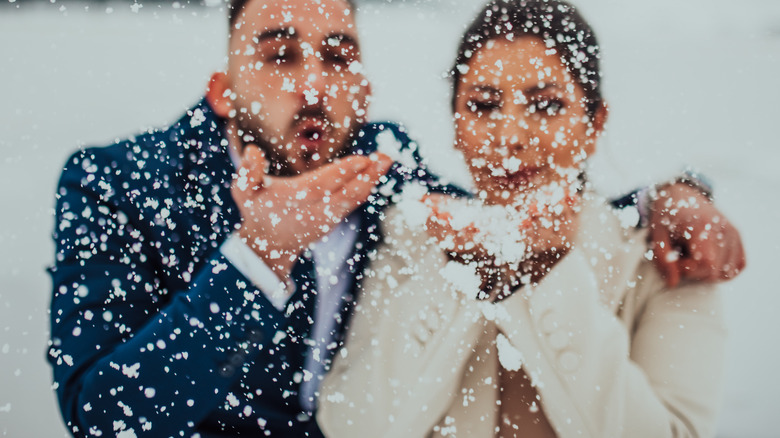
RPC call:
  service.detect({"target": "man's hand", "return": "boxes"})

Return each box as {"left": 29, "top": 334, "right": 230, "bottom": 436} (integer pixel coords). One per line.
{"left": 649, "top": 183, "right": 746, "bottom": 288}
{"left": 232, "top": 145, "right": 393, "bottom": 278}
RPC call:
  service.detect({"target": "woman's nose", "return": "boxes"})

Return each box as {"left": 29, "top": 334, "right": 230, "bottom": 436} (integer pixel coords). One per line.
{"left": 496, "top": 113, "right": 527, "bottom": 151}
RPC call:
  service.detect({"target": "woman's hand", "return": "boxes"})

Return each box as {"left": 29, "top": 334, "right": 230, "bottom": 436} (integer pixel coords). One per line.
{"left": 423, "top": 193, "right": 581, "bottom": 300}
{"left": 523, "top": 196, "right": 580, "bottom": 256}
{"left": 423, "top": 194, "right": 487, "bottom": 264}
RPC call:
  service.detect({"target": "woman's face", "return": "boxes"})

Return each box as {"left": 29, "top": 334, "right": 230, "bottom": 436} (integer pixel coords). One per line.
{"left": 454, "top": 36, "right": 604, "bottom": 206}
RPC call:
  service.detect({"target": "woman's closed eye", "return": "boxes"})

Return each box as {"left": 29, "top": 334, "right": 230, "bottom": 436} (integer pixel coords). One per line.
{"left": 467, "top": 99, "right": 501, "bottom": 115}
{"left": 528, "top": 97, "right": 565, "bottom": 116}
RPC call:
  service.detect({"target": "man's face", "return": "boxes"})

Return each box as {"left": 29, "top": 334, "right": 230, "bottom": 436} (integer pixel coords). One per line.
{"left": 223, "top": 0, "right": 369, "bottom": 175}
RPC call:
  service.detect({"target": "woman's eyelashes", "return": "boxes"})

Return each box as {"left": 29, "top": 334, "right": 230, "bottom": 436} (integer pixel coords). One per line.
{"left": 528, "top": 97, "right": 566, "bottom": 116}
{"left": 467, "top": 99, "right": 501, "bottom": 115}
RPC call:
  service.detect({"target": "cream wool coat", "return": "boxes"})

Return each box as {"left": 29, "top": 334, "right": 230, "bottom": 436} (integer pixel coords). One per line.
{"left": 318, "top": 196, "right": 726, "bottom": 438}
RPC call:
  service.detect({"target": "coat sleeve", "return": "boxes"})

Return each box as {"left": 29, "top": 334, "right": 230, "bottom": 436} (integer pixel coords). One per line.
{"left": 317, "top": 209, "right": 486, "bottom": 438}
{"left": 48, "top": 150, "right": 286, "bottom": 438}
{"left": 495, "top": 247, "right": 727, "bottom": 438}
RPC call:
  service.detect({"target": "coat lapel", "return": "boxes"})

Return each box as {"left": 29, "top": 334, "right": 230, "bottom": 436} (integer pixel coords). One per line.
{"left": 173, "top": 100, "right": 240, "bottom": 251}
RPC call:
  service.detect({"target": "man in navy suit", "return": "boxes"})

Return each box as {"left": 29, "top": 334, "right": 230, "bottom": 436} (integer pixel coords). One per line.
{"left": 47, "top": 0, "right": 744, "bottom": 436}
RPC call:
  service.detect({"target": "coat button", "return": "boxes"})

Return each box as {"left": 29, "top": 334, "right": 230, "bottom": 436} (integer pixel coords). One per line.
{"left": 539, "top": 312, "right": 558, "bottom": 334}
{"left": 413, "top": 322, "right": 431, "bottom": 344}
{"left": 558, "top": 350, "right": 580, "bottom": 372}
{"left": 547, "top": 330, "right": 569, "bottom": 351}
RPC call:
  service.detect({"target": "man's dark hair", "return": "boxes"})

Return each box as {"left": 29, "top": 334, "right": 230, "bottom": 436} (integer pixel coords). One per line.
{"left": 450, "top": 0, "right": 602, "bottom": 118}
{"left": 228, "top": 0, "right": 358, "bottom": 30}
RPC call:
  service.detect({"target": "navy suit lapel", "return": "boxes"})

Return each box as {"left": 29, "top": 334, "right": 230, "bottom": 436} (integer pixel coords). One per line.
{"left": 173, "top": 100, "right": 241, "bottom": 247}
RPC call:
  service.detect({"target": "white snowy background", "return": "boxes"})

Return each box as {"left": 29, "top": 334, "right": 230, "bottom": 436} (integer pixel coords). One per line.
{"left": 1, "top": 0, "right": 778, "bottom": 436}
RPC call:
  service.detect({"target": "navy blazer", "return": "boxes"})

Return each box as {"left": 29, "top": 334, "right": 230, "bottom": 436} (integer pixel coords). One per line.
{"left": 48, "top": 99, "right": 456, "bottom": 437}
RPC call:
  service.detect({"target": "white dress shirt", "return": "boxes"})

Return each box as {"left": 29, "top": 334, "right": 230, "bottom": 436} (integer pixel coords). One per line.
{"left": 220, "top": 143, "right": 360, "bottom": 412}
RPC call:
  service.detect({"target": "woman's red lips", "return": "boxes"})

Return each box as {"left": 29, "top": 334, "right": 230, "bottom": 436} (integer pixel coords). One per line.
{"left": 499, "top": 167, "right": 542, "bottom": 186}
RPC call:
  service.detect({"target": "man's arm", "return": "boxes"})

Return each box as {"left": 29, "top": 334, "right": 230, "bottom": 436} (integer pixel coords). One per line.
{"left": 610, "top": 175, "right": 745, "bottom": 287}
{"left": 49, "top": 151, "right": 284, "bottom": 437}
{"left": 647, "top": 182, "right": 745, "bottom": 287}
{"left": 50, "top": 141, "right": 395, "bottom": 436}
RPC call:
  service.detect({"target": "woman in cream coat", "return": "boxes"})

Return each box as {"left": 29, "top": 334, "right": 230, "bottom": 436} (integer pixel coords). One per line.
{"left": 318, "top": 1, "right": 726, "bottom": 436}
{"left": 319, "top": 194, "right": 725, "bottom": 437}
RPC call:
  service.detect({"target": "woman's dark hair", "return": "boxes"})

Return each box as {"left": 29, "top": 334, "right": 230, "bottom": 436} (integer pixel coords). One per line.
{"left": 451, "top": 0, "right": 602, "bottom": 118}
{"left": 228, "top": 0, "right": 358, "bottom": 30}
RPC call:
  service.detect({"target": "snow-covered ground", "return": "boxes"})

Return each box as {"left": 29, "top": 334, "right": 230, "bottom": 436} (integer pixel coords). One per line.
{"left": 1, "top": 0, "right": 778, "bottom": 436}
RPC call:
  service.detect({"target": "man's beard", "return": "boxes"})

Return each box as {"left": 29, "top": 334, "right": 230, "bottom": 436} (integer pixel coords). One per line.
{"left": 233, "top": 114, "right": 295, "bottom": 177}
{"left": 233, "top": 106, "right": 362, "bottom": 177}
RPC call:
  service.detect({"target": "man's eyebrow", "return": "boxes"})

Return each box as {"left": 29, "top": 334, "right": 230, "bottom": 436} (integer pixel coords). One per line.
{"left": 254, "top": 27, "right": 296, "bottom": 44}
